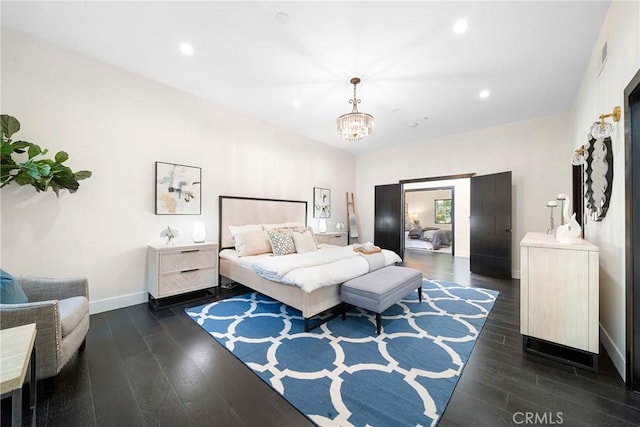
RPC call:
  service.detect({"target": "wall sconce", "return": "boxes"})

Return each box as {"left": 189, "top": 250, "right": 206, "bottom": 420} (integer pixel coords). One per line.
{"left": 590, "top": 106, "right": 621, "bottom": 139}
{"left": 571, "top": 146, "right": 588, "bottom": 165}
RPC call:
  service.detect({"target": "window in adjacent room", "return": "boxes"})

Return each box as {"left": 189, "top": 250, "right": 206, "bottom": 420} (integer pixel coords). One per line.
{"left": 434, "top": 199, "right": 452, "bottom": 224}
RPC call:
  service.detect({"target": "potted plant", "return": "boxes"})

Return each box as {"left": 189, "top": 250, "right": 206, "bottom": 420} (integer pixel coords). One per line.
{"left": 1, "top": 114, "right": 91, "bottom": 196}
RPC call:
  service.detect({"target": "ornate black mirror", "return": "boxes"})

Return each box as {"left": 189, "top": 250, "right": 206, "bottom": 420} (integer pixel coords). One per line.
{"left": 584, "top": 135, "right": 613, "bottom": 221}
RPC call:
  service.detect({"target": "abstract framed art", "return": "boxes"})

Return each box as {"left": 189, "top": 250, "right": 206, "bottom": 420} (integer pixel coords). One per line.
{"left": 155, "top": 161, "right": 202, "bottom": 215}
{"left": 313, "top": 187, "right": 330, "bottom": 218}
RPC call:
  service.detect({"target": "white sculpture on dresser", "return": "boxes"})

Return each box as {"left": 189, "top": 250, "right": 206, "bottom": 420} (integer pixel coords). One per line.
{"left": 555, "top": 193, "right": 582, "bottom": 244}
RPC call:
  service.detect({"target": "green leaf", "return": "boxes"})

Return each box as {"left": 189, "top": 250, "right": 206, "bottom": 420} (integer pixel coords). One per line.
{"left": 1, "top": 141, "right": 13, "bottom": 157}
{"left": 1, "top": 115, "right": 20, "bottom": 139}
{"left": 21, "top": 161, "right": 41, "bottom": 179}
{"left": 11, "top": 141, "right": 32, "bottom": 151}
{"left": 54, "top": 151, "right": 69, "bottom": 163}
{"left": 27, "top": 144, "right": 42, "bottom": 159}
{"left": 74, "top": 170, "right": 92, "bottom": 180}
{"left": 14, "top": 171, "right": 34, "bottom": 186}
{"left": 37, "top": 163, "right": 51, "bottom": 177}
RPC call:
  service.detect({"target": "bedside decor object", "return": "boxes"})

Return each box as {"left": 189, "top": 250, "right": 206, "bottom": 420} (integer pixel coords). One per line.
{"left": 318, "top": 218, "right": 327, "bottom": 233}
{"left": 155, "top": 161, "right": 201, "bottom": 215}
{"left": 0, "top": 114, "right": 92, "bottom": 196}
{"left": 192, "top": 221, "right": 206, "bottom": 243}
{"left": 160, "top": 226, "right": 178, "bottom": 245}
{"left": 546, "top": 200, "right": 557, "bottom": 234}
{"left": 336, "top": 77, "right": 374, "bottom": 142}
{"left": 313, "top": 187, "right": 330, "bottom": 218}
{"left": 336, "top": 222, "right": 344, "bottom": 231}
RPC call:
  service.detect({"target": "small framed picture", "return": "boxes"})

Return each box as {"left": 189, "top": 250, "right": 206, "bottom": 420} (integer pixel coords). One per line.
{"left": 313, "top": 187, "right": 331, "bottom": 218}
{"left": 434, "top": 199, "right": 452, "bottom": 224}
{"left": 155, "top": 162, "right": 201, "bottom": 215}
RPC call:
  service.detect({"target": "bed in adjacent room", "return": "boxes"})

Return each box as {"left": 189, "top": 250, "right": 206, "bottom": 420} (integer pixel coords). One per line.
{"left": 218, "top": 196, "right": 401, "bottom": 330}
{"left": 405, "top": 227, "right": 453, "bottom": 252}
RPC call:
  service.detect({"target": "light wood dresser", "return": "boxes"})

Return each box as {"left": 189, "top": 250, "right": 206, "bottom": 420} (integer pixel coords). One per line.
{"left": 315, "top": 232, "right": 348, "bottom": 246}
{"left": 520, "top": 232, "right": 599, "bottom": 370}
{"left": 147, "top": 242, "right": 218, "bottom": 309}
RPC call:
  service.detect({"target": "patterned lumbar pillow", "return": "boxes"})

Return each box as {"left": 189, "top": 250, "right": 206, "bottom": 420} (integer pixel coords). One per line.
{"left": 0, "top": 269, "right": 28, "bottom": 304}
{"left": 267, "top": 230, "right": 296, "bottom": 256}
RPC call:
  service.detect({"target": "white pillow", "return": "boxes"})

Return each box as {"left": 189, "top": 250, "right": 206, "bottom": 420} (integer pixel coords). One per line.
{"left": 292, "top": 229, "right": 318, "bottom": 253}
{"left": 234, "top": 230, "right": 272, "bottom": 257}
{"left": 229, "top": 224, "right": 263, "bottom": 239}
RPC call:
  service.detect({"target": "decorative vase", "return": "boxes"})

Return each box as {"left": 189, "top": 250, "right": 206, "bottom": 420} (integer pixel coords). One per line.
{"left": 192, "top": 221, "right": 206, "bottom": 243}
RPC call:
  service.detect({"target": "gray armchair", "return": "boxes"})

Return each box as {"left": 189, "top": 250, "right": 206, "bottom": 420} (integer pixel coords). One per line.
{"left": 0, "top": 276, "right": 89, "bottom": 380}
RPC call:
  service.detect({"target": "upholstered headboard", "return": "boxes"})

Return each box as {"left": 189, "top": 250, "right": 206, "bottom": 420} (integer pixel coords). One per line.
{"left": 218, "top": 196, "right": 308, "bottom": 249}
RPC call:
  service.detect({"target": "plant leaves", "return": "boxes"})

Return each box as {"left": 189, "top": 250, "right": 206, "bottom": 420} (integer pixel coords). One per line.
{"left": 27, "top": 144, "right": 41, "bottom": 159}
{"left": 74, "top": 170, "right": 92, "bottom": 180}
{"left": 54, "top": 151, "right": 68, "bottom": 163}
{"left": 1, "top": 115, "right": 20, "bottom": 139}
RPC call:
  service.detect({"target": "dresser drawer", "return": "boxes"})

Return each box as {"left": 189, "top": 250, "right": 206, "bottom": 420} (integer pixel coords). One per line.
{"left": 158, "top": 267, "right": 217, "bottom": 297}
{"left": 159, "top": 247, "right": 216, "bottom": 273}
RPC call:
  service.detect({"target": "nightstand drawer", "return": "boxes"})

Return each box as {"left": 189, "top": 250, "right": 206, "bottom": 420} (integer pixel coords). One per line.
{"left": 158, "top": 267, "right": 217, "bottom": 297}
{"left": 315, "top": 232, "right": 348, "bottom": 246}
{"left": 159, "top": 248, "right": 216, "bottom": 273}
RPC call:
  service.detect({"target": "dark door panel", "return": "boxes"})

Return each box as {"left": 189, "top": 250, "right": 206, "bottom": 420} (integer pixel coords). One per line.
{"left": 470, "top": 171, "right": 512, "bottom": 279}
{"left": 374, "top": 183, "right": 402, "bottom": 257}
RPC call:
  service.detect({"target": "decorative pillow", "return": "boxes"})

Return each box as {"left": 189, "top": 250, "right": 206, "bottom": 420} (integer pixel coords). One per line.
{"left": 267, "top": 230, "right": 296, "bottom": 256}
{"left": 228, "top": 224, "right": 263, "bottom": 239}
{"left": 234, "top": 230, "right": 272, "bottom": 257}
{"left": 0, "top": 269, "right": 28, "bottom": 304}
{"left": 291, "top": 229, "right": 318, "bottom": 253}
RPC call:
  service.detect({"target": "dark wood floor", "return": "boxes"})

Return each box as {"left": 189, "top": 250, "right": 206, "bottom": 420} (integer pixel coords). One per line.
{"left": 3, "top": 251, "right": 640, "bottom": 426}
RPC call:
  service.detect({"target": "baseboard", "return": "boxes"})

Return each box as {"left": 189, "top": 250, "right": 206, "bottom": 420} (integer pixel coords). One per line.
{"left": 89, "top": 291, "right": 148, "bottom": 314}
{"left": 600, "top": 323, "right": 626, "bottom": 381}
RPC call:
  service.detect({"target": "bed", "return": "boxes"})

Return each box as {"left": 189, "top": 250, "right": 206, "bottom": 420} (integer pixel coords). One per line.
{"left": 218, "top": 196, "right": 400, "bottom": 331}
{"left": 406, "top": 227, "right": 453, "bottom": 251}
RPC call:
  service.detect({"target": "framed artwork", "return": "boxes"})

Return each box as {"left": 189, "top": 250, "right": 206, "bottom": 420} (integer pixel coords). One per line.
{"left": 313, "top": 187, "right": 331, "bottom": 218}
{"left": 155, "top": 161, "right": 202, "bottom": 215}
{"left": 434, "top": 199, "right": 452, "bottom": 224}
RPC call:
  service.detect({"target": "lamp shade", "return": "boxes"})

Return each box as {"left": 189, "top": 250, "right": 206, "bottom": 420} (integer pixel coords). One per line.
{"left": 192, "top": 221, "right": 206, "bottom": 243}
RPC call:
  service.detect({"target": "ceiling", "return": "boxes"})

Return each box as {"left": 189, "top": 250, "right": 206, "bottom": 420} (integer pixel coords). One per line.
{"left": 1, "top": 1, "right": 610, "bottom": 154}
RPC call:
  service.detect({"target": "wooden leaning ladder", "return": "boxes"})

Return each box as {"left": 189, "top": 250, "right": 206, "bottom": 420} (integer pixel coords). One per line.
{"left": 346, "top": 192, "right": 359, "bottom": 244}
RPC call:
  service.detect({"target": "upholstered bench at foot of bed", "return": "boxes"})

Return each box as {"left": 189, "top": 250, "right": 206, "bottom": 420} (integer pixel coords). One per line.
{"left": 340, "top": 266, "right": 423, "bottom": 335}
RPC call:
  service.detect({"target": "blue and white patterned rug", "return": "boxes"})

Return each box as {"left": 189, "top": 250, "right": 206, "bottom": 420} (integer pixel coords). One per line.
{"left": 185, "top": 279, "right": 498, "bottom": 426}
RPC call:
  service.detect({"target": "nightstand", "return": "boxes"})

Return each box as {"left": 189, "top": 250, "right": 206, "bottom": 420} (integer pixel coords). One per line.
{"left": 315, "top": 231, "right": 348, "bottom": 246}
{"left": 147, "top": 242, "right": 218, "bottom": 309}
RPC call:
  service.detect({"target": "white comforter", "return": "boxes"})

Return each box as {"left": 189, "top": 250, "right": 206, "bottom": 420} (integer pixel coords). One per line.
{"left": 250, "top": 245, "right": 402, "bottom": 293}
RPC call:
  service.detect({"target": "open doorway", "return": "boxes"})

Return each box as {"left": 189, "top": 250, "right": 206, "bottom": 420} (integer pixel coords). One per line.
{"left": 404, "top": 187, "right": 454, "bottom": 255}
{"left": 402, "top": 175, "right": 472, "bottom": 258}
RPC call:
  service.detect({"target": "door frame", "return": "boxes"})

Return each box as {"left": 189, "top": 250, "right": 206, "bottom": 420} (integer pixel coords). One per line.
{"left": 625, "top": 68, "right": 640, "bottom": 390}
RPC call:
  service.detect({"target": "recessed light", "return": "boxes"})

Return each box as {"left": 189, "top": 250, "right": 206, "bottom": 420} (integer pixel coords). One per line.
{"left": 409, "top": 122, "right": 419, "bottom": 128}
{"left": 479, "top": 89, "right": 490, "bottom": 99}
{"left": 453, "top": 19, "right": 468, "bottom": 34}
{"left": 179, "top": 43, "right": 194, "bottom": 56}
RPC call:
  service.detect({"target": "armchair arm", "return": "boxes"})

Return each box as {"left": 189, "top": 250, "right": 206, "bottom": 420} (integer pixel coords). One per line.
{"left": 15, "top": 276, "right": 88, "bottom": 302}
{"left": 0, "top": 300, "right": 61, "bottom": 379}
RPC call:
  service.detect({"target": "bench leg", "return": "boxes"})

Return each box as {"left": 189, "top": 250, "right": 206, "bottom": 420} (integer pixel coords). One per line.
{"left": 376, "top": 313, "right": 381, "bottom": 335}
{"left": 418, "top": 286, "right": 423, "bottom": 303}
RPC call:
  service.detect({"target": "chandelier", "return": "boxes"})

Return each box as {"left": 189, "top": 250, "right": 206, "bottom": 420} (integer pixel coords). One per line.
{"left": 336, "top": 77, "right": 374, "bottom": 142}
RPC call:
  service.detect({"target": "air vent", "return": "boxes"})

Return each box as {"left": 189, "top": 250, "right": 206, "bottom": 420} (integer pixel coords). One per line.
{"left": 597, "top": 41, "right": 608, "bottom": 76}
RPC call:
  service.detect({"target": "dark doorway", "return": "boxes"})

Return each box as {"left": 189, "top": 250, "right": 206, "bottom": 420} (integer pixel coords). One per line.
{"left": 374, "top": 183, "right": 402, "bottom": 257}
{"left": 470, "top": 171, "right": 513, "bottom": 279}
{"left": 573, "top": 164, "right": 585, "bottom": 237}
{"left": 625, "top": 68, "right": 640, "bottom": 391}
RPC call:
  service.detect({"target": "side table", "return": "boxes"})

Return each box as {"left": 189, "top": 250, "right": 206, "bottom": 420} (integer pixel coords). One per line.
{"left": 1, "top": 323, "right": 37, "bottom": 427}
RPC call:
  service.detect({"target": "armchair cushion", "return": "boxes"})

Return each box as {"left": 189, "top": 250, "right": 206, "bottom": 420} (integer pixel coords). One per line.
{"left": 0, "top": 269, "right": 28, "bottom": 304}
{"left": 58, "top": 296, "right": 89, "bottom": 337}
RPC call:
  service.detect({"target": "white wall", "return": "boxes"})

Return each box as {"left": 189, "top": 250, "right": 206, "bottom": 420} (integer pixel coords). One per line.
{"left": 356, "top": 113, "right": 573, "bottom": 277}
{"left": 0, "top": 29, "right": 355, "bottom": 313}
{"left": 405, "top": 180, "right": 471, "bottom": 258}
{"left": 569, "top": 0, "right": 640, "bottom": 379}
